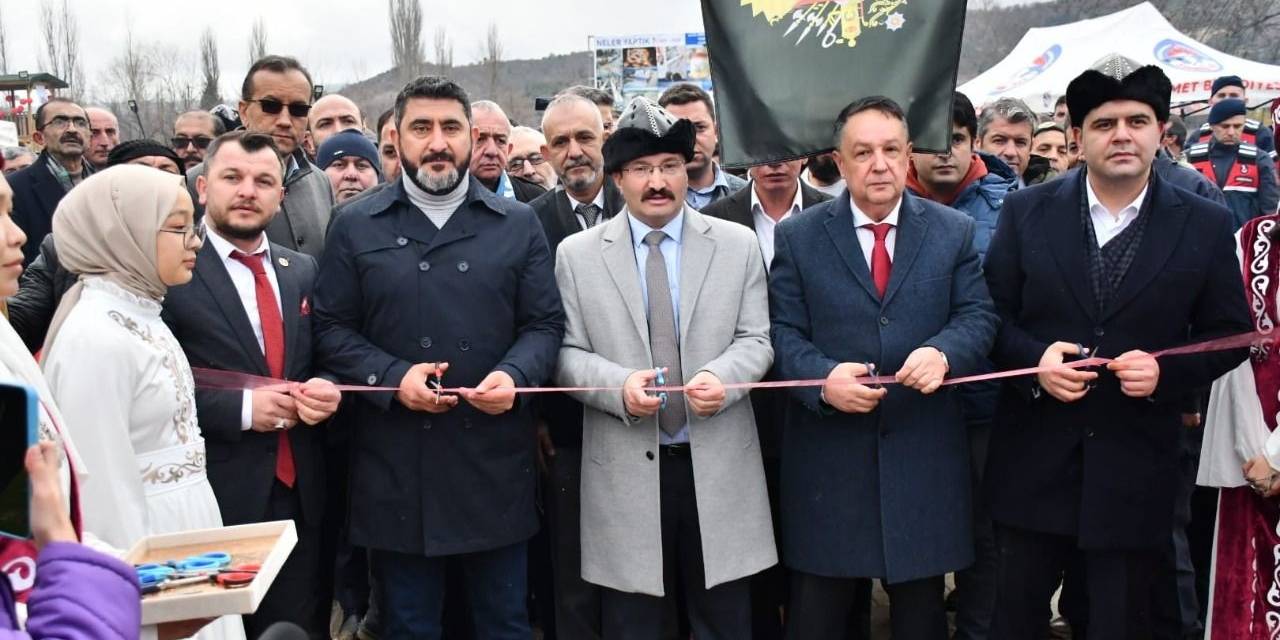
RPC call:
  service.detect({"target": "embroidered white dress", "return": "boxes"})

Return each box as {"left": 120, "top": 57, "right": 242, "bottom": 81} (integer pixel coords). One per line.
{"left": 43, "top": 277, "right": 245, "bottom": 640}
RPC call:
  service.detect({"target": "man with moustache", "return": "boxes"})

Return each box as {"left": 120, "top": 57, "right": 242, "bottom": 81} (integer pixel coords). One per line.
{"left": 313, "top": 75, "right": 564, "bottom": 639}
{"left": 173, "top": 110, "right": 224, "bottom": 172}
{"left": 187, "top": 55, "right": 334, "bottom": 259}
{"left": 470, "top": 100, "right": 547, "bottom": 203}
{"left": 8, "top": 97, "right": 93, "bottom": 265}
{"left": 527, "top": 93, "right": 625, "bottom": 639}
{"left": 553, "top": 95, "right": 775, "bottom": 640}
{"left": 163, "top": 130, "right": 341, "bottom": 638}
{"left": 84, "top": 107, "right": 120, "bottom": 169}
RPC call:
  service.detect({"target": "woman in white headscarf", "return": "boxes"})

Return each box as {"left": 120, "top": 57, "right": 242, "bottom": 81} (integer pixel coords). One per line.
{"left": 40, "top": 165, "right": 244, "bottom": 640}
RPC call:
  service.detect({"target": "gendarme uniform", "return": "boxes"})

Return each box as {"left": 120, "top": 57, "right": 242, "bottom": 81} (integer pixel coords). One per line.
{"left": 1188, "top": 98, "right": 1280, "bottom": 228}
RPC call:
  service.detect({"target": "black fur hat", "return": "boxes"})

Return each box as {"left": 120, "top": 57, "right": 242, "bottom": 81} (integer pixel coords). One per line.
{"left": 602, "top": 96, "right": 696, "bottom": 174}
{"left": 1066, "top": 65, "right": 1172, "bottom": 126}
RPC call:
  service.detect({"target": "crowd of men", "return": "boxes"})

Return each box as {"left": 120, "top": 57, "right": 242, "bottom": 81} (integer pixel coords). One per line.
{"left": 1, "top": 49, "right": 1279, "bottom": 640}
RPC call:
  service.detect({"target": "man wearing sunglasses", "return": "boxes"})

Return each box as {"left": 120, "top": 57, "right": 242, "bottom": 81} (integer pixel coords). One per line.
{"left": 185, "top": 55, "right": 335, "bottom": 260}
{"left": 8, "top": 97, "right": 94, "bottom": 266}
{"left": 172, "top": 110, "right": 224, "bottom": 171}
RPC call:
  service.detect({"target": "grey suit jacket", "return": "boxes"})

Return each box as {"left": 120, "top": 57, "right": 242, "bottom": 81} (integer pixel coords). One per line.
{"left": 554, "top": 206, "right": 777, "bottom": 596}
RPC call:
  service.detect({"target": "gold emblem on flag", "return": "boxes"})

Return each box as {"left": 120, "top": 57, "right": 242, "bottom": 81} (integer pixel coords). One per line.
{"left": 741, "top": 0, "right": 907, "bottom": 48}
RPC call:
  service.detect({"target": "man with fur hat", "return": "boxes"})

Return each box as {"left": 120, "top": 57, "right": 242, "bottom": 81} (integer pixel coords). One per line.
{"left": 982, "top": 64, "right": 1251, "bottom": 638}
{"left": 1186, "top": 98, "right": 1278, "bottom": 227}
{"left": 552, "top": 96, "right": 776, "bottom": 638}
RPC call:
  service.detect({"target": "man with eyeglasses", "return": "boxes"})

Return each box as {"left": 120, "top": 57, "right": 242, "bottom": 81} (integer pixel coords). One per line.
{"left": 8, "top": 97, "right": 93, "bottom": 265}
{"left": 469, "top": 100, "right": 547, "bottom": 203}
{"left": 509, "top": 126, "right": 557, "bottom": 189}
{"left": 553, "top": 96, "right": 776, "bottom": 639}
{"left": 185, "top": 55, "right": 335, "bottom": 260}
{"left": 172, "top": 110, "right": 224, "bottom": 171}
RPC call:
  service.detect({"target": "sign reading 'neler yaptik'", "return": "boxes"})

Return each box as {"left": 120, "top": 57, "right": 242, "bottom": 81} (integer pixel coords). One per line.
{"left": 699, "top": 0, "right": 967, "bottom": 166}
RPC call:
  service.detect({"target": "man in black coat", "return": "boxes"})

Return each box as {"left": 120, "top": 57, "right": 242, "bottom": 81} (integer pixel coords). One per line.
{"left": 313, "top": 76, "right": 564, "bottom": 639}
{"left": 982, "top": 65, "right": 1251, "bottom": 639}
{"left": 526, "top": 93, "right": 623, "bottom": 640}
{"left": 702, "top": 159, "right": 836, "bottom": 640}
{"left": 162, "top": 131, "right": 341, "bottom": 639}
{"left": 8, "top": 98, "right": 93, "bottom": 266}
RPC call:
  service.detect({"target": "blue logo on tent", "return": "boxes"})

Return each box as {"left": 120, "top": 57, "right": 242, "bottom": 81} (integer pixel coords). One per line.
{"left": 990, "top": 45, "right": 1062, "bottom": 95}
{"left": 1154, "top": 38, "right": 1222, "bottom": 72}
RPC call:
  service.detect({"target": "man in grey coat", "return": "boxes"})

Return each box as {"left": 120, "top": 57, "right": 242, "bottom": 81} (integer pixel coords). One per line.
{"left": 554, "top": 96, "right": 776, "bottom": 639}
{"left": 187, "top": 55, "right": 334, "bottom": 259}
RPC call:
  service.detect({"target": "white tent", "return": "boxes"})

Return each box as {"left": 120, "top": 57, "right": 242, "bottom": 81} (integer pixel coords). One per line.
{"left": 958, "top": 2, "right": 1280, "bottom": 112}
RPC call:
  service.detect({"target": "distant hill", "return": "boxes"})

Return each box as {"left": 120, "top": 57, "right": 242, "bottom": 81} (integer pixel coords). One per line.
{"left": 340, "top": 51, "right": 594, "bottom": 130}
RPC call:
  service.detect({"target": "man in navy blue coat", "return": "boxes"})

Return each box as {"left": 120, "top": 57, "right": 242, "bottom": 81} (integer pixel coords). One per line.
{"left": 312, "top": 76, "right": 565, "bottom": 639}
{"left": 769, "top": 96, "right": 998, "bottom": 640}
{"left": 982, "top": 65, "right": 1251, "bottom": 639}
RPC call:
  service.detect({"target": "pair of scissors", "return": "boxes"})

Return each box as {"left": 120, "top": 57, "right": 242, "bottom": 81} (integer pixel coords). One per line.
{"left": 649, "top": 367, "right": 669, "bottom": 409}
{"left": 426, "top": 365, "right": 447, "bottom": 404}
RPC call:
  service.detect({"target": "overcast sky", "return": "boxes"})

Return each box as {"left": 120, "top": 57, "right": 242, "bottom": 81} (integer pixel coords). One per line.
{"left": 1, "top": 0, "right": 1041, "bottom": 98}
{"left": 1, "top": 0, "right": 709, "bottom": 96}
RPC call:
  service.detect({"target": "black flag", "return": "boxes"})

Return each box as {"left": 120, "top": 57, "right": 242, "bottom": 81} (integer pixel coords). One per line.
{"left": 700, "top": 0, "right": 967, "bottom": 166}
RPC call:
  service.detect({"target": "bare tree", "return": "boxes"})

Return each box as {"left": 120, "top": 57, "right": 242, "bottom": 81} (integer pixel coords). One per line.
{"left": 58, "top": 0, "right": 82, "bottom": 98}
{"left": 36, "top": 0, "right": 83, "bottom": 98}
{"left": 481, "top": 21, "right": 503, "bottom": 98}
{"left": 38, "top": 2, "right": 59, "bottom": 76}
{"left": 199, "top": 28, "right": 220, "bottom": 109}
{"left": 389, "top": 0, "right": 424, "bottom": 80}
{"left": 0, "top": 2, "right": 10, "bottom": 74}
{"left": 248, "top": 17, "right": 268, "bottom": 63}
{"left": 432, "top": 25, "right": 453, "bottom": 74}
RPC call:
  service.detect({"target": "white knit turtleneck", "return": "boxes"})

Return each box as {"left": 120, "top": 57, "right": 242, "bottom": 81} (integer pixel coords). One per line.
{"left": 403, "top": 171, "right": 469, "bottom": 228}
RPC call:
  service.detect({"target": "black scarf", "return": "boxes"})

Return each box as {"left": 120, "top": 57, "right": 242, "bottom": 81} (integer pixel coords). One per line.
{"left": 1079, "top": 167, "right": 1156, "bottom": 317}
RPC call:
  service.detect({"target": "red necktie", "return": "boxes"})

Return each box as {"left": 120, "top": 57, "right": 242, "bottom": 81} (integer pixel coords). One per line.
{"left": 864, "top": 223, "right": 893, "bottom": 298}
{"left": 230, "top": 251, "right": 296, "bottom": 488}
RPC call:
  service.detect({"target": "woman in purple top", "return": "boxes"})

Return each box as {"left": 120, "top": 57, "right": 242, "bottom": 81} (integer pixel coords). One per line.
{"left": 0, "top": 443, "right": 141, "bottom": 639}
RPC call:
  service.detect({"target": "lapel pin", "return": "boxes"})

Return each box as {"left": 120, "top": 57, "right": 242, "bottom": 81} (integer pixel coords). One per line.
{"left": 278, "top": 257, "right": 289, "bottom": 267}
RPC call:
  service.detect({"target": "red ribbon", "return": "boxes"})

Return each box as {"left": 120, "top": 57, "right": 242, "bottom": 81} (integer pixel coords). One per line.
{"left": 191, "top": 331, "right": 1263, "bottom": 395}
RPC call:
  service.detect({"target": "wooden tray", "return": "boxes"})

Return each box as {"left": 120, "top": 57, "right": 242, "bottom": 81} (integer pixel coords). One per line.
{"left": 124, "top": 520, "right": 297, "bottom": 625}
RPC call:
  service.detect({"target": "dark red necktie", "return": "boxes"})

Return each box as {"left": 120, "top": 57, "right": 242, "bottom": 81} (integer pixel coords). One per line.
{"left": 230, "top": 251, "right": 296, "bottom": 488}
{"left": 864, "top": 223, "right": 893, "bottom": 298}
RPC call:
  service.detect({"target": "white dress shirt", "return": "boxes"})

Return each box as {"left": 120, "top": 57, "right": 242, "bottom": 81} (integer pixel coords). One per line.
{"left": 750, "top": 181, "right": 804, "bottom": 270}
{"left": 566, "top": 186, "right": 608, "bottom": 230}
{"left": 1085, "top": 176, "right": 1148, "bottom": 247}
{"left": 205, "top": 228, "right": 282, "bottom": 431}
{"left": 850, "top": 197, "right": 903, "bottom": 268}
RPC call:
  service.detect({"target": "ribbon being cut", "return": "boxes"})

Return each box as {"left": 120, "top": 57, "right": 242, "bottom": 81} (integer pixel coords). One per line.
{"left": 192, "top": 330, "right": 1264, "bottom": 396}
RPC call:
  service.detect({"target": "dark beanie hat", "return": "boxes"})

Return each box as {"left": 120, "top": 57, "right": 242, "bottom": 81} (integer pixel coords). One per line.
{"left": 1211, "top": 75, "right": 1245, "bottom": 96}
{"left": 106, "top": 139, "right": 184, "bottom": 171}
{"left": 316, "top": 129, "right": 382, "bottom": 180}
{"left": 1066, "top": 65, "right": 1172, "bottom": 126}
{"left": 1208, "top": 98, "right": 1247, "bottom": 125}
